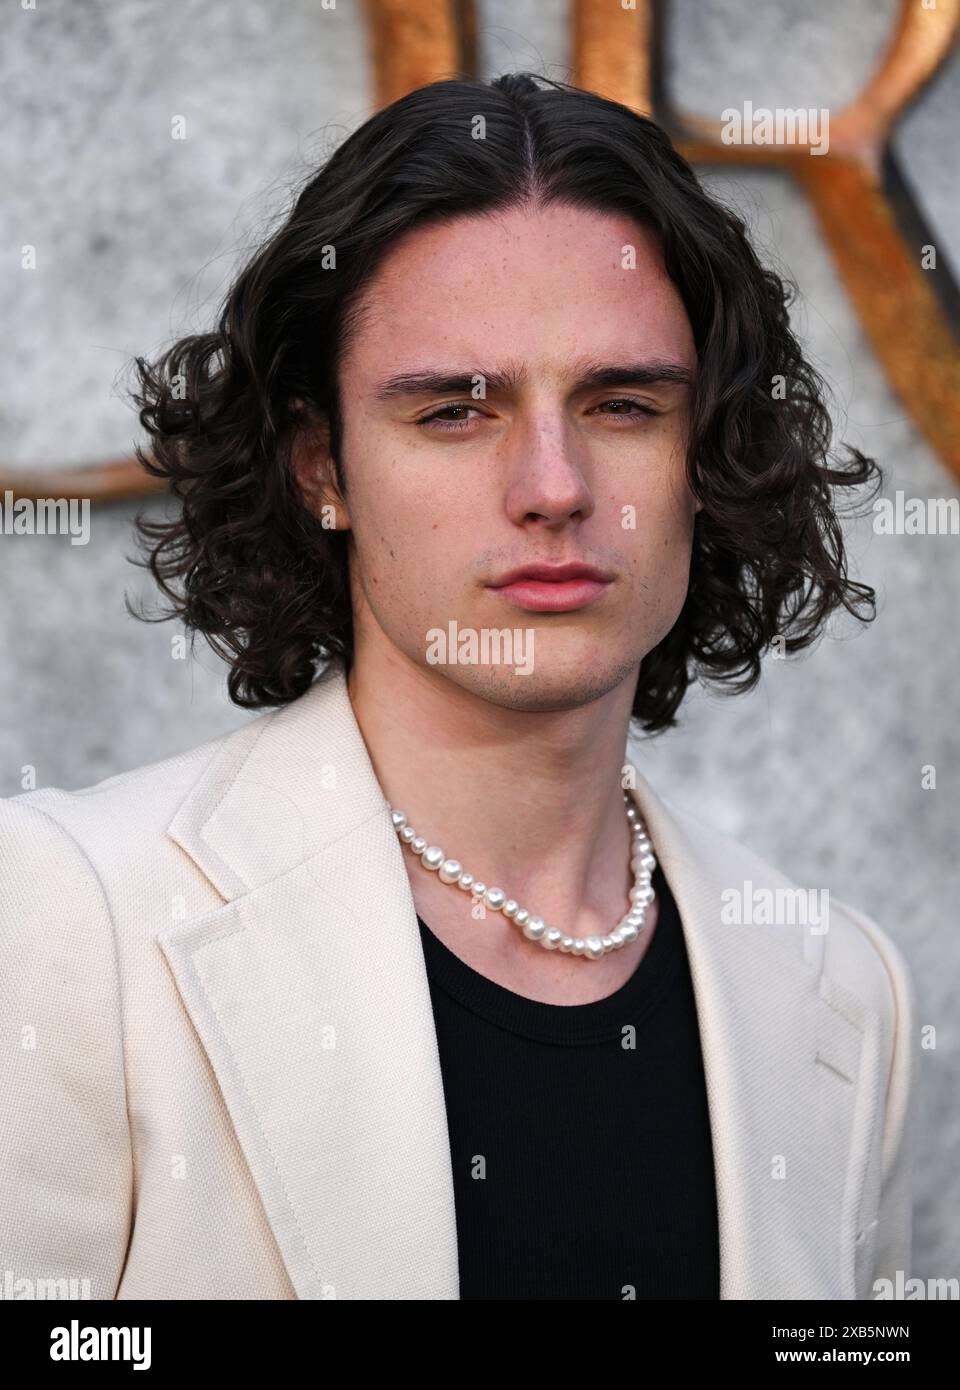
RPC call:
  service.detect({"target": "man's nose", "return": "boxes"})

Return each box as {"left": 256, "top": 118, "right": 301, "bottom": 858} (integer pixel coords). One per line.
{"left": 501, "top": 413, "right": 595, "bottom": 526}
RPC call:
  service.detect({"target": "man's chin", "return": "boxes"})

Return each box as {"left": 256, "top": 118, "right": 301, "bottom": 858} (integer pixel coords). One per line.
{"left": 432, "top": 660, "right": 637, "bottom": 716}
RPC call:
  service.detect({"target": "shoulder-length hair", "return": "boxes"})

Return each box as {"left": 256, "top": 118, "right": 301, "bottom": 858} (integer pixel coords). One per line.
{"left": 127, "top": 71, "right": 881, "bottom": 734}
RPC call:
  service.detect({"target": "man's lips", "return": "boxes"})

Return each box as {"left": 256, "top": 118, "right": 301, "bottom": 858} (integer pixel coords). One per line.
{"left": 486, "top": 564, "right": 615, "bottom": 613}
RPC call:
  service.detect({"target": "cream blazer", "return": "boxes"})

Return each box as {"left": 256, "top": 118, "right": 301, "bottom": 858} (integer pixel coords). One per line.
{"left": 0, "top": 663, "right": 915, "bottom": 1300}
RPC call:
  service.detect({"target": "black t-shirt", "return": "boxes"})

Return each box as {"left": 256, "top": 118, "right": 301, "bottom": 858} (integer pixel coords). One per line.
{"left": 416, "top": 859, "right": 721, "bottom": 1299}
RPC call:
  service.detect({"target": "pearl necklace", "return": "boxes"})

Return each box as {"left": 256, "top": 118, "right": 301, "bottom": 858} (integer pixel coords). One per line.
{"left": 388, "top": 783, "right": 657, "bottom": 962}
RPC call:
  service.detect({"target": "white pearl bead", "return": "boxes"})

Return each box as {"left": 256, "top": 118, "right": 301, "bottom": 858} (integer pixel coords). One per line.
{"left": 391, "top": 810, "right": 407, "bottom": 830}
{"left": 438, "top": 858, "right": 462, "bottom": 884}
{"left": 584, "top": 935, "right": 605, "bottom": 960}
{"left": 484, "top": 887, "right": 506, "bottom": 911}
{"left": 630, "top": 884, "right": 655, "bottom": 905}
{"left": 620, "top": 922, "right": 640, "bottom": 942}
{"left": 400, "top": 826, "right": 416, "bottom": 843}
{"left": 514, "top": 908, "right": 530, "bottom": 928}
{"left": 542, "top": 928, "right": 563, "bottom": 950}
{"left": 502, "top": 899, "right": 519, "bottom": 918}
{"left": 522, "top": 915, "right": 545, "bottom": 941}
{"left": 411, "top": 836, "right": 427, "bottom": 854}
{"left": 421, "top": 846, "right": 444, "bottom": 870}
{"left": 472, "top": 881, "right": 486, "bottom": 899}
{"left": 457, "top": 872, "right": 474, "bottom": 891}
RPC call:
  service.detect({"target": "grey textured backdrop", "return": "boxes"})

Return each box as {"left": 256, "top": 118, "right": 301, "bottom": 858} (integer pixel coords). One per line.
{"left": 1, "top": 0, "right": 957, "bottom": 1283}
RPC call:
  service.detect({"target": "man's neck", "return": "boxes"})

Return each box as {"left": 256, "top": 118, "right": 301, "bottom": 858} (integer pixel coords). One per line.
{"left": 346, "top": 646, "right": 644, "bottom": 958}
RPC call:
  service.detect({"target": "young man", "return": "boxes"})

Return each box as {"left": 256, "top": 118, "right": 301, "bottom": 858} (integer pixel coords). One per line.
{"left": 0, "top": 73, "right": 914, "bottom": 1300}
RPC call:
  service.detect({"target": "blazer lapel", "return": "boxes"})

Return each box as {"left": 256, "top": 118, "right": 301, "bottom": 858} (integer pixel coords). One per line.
{"left": 158, "top": 664, "right": 459, "bottom": 1299}
{"left": 157, "top": 663, "right": 869, "bottom": 1300}
{"left": 637, "top": 784, "right": 871, "bottom": 1298}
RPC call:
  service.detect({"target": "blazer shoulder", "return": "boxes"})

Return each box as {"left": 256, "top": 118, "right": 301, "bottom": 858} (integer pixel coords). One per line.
{"left": 658, "top": 793, "right": 912, "bottom": 1019}
{"left": 2, "top": 711, "right": 265, "bottom": 845}
{"left": 0, "top": 713, "right": 272, "bottom": 926}
{"left": 661, "top": 797, "right": 800, "bottom": 886}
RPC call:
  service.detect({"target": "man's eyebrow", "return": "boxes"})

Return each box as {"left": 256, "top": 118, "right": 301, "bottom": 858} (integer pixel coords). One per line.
{"left": 371, "top": 360, "right": 695, "bottom": 401}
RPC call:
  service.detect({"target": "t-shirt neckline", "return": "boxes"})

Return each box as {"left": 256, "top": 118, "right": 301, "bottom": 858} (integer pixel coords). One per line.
{"left": 416, "top": 861, "right": 683, "bottom": 1045}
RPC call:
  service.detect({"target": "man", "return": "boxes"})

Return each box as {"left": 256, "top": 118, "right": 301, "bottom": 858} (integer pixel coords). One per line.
{"left": 0, "top": 72, "right": 914, "bottom": 1300}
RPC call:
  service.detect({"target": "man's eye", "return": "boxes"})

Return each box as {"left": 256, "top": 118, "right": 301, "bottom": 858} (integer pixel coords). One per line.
{"left": 416, "top": 403, "right": 479, "bottom": 431}
{"left": 416, "top": 398, "right": 660, "bottom": 432}
{"left": 590, "top": 398, "right": 660, "bottom": 420}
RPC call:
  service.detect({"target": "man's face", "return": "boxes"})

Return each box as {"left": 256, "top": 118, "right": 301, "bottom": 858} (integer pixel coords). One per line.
{"left": 324, "top": 200, "right": 700, "bottom": 712}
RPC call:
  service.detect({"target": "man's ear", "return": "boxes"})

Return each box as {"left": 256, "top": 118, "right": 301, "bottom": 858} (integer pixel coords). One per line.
{"left": 289, "top": 398, "right": 351, "bottom": 531}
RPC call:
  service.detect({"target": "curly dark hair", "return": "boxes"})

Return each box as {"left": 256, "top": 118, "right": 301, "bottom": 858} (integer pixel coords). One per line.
{"left": 126, "top": 70, "right": 881, "bottom": 734}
